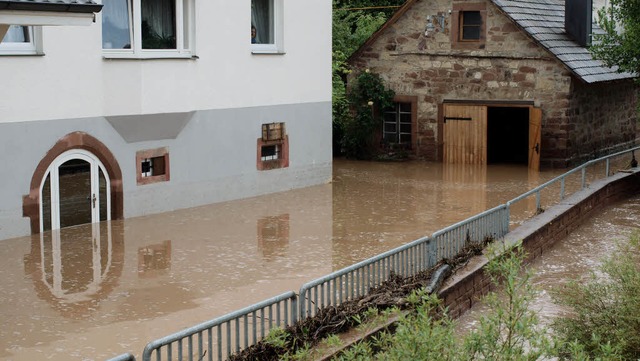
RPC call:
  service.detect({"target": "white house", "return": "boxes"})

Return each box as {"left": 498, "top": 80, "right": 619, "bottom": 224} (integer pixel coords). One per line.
{"left": 0, "top": 0, "right": 333, "bottom": 240}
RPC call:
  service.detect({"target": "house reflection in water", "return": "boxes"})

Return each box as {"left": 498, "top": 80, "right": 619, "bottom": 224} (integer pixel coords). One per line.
{"left": 257, "top": 214, "right": 290, "bottom": 260}
{"left": 22, "top": 222, "right": 124, "bottom": 320}
{"left": 138, "top": 240, "right": 172, "bottom": 278}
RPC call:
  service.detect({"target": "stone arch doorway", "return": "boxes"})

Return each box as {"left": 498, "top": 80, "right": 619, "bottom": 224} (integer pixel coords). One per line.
{"left": 23, "top": 132, "right": 123, "bottom": 234}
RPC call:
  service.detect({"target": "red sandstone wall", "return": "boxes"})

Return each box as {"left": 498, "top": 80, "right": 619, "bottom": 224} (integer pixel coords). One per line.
{"left": 349, "top": 0, "right": 637, "bottom": 166}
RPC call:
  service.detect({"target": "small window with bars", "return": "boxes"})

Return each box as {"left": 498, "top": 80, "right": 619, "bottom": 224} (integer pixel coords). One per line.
{"left": 257, "top": 122, "right": 289, "bottom": 170}
{"left": 136, "top": 148, "right": 170, "bottom": 185}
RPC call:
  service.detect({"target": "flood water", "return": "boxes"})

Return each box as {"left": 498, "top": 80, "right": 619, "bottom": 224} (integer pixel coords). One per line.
{"left": 0, "top": 159, "right": 609, "bottom": 360}
{"left": 456, "top": 193, "right": 640, "bottom": 337}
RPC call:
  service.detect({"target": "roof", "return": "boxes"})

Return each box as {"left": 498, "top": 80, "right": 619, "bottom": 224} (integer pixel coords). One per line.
{"left": 0, "top": 0, "right": 102, "bottom": 14}
{"left": 491, "top": 0, "right": 634, "bottom": 83}
{"left": 351, "top": 0, "right": 635, "bottom": 84}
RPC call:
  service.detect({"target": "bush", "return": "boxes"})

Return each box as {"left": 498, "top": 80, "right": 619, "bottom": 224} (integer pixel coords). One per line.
{"left": 552, "top": 232, "right": 640, "bottom": 360}
{"left": 341, "top": 70, "right": 395, "bottom": 159}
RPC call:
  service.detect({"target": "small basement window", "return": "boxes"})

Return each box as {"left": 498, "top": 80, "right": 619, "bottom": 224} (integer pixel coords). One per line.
{"left": 257, "top": 122, "right": 289, "bottom": 170}
{"left": 136, "top": 147, "right": 170, "bottom": 185}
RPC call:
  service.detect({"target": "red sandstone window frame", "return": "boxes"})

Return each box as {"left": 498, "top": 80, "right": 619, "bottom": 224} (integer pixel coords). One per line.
{"left": 136, "top": 147, "right": 170, "bottom": 185}
{"left": 451, "top": 3, "right": 486, "bottom": 50}
{"left": 257, "top": 123, "right": 289, "bottom": 170}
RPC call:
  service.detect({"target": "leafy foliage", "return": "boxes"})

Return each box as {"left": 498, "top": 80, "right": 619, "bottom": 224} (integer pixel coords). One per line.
{"left": 552, "top": 232, "right": 640, "bottom": 360}
{"left": 591, "top": 0, "right": 640, "bottom": 75}
{"left": 341, "top": 70, "right": 395, "bottom": 159}
{"left": 463, "top": 244, "right": 553, "bottom": 360}
{"left": 331, "top": 0, "right": 404, "bottom": 156}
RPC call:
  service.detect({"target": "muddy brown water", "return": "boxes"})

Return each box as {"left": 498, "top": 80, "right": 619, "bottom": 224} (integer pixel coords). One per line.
{"left": 0, "top": 159, "right": 621, "bottom": 360}
{"left": 456, "top": 193, "right": 640, "bottom": 336}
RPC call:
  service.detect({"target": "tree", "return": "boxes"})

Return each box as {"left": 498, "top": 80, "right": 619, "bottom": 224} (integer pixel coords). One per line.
{"left": 331, "top": 0, "right": 405, "bottom": 155}
{"left": 591, "top": 0, "right": 640, "bottom": 75}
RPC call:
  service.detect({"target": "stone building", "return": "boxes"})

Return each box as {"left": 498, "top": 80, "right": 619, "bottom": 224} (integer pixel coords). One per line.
{"left": 349, "top": 0, "right": 637, "bottom": 169}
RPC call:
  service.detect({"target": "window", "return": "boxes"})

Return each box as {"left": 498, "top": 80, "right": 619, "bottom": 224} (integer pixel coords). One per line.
{"left": 251, "top": 0, "right": 284, "bottom": 53}
{"left": 451, "top": 3, "right": 486, "bottom": 49}
{"left": 460, "top": 11, "right": 482, "bottom": 41}
{"left": 383, "top": 102, "right": 413, "bottom": 147}
{"left": 136, "top": 147, "right": 170, "bottom": 185}
{"left": 0, "top": 25, "right": 41, "bottom": 55}
{"left": 102, "top": 0, "right": 194, "bottom": 58}
{"left": 257, "top": 123, "right": 289, "bottom": 170}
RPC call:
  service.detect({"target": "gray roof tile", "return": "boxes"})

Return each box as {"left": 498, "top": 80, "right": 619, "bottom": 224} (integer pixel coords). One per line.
{"left": 491, "top": 0, "right": 635, "bottom": 83}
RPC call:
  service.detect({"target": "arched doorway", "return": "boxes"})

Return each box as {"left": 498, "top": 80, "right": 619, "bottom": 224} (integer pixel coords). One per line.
{"left": 40, "top": 150, "right": 111, "bottom": 232}
{"left": 23, "top": 132, "right": 123, "bottom": 234}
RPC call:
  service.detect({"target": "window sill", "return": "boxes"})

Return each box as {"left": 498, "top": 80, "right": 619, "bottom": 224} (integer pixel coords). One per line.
{"left": 103, "top": 52, "right": 197, "bottom": 60}
{"left": 0, "top": 52, "right": 44, "bottom": 56}
{"left": 251, "top": 50, "right": 286, "bottom": 55}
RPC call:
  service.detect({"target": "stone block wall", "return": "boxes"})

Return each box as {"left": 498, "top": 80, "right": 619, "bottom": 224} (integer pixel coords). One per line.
{"left": 350, "top": 0, "right": 637, "bottom": 166}
{"left": 560, "top": 80, "right": 638, "bottom": 167}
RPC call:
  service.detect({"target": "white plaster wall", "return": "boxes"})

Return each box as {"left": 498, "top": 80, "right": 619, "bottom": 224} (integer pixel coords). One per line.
{"left": 0, "top": 0, "right": 332, "bottom": 122}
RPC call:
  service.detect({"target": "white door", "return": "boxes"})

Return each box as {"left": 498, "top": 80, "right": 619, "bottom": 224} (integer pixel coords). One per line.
{"left": 40, "top": 150, "right": 111, "bottom": 232}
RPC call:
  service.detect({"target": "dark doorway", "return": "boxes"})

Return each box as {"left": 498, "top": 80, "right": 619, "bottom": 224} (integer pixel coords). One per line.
{"left": 487, "top": 107, "right": 529, "bottom": 164}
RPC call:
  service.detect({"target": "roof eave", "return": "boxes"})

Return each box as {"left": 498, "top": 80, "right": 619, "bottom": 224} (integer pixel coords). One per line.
{"left": 0, "top": 1, "right": 102, "bottom": 14}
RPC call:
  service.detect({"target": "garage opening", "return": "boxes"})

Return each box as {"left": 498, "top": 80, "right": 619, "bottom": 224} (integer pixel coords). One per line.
{"left": 487, "top": 107, "right": 529, "bottom": 165}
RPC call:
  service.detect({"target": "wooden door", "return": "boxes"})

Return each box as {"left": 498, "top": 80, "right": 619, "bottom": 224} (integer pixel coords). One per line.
{"left": 443, "top": 104, "right": 487, "bottom": 165}
{"left": 528, "top": 107, "right": 542, "bottom": 171}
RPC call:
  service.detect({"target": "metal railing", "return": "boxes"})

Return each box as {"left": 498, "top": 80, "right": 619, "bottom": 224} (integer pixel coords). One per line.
{"left": 507, "top": 146, "right": 639, "bottom": 213}
{"left": 142, "top": 291, "right": 297, "bottom": 361}
{"left": 106, "top": 146, "right": 638, "bottom": 361}
{"left": 431, "top": 204, "right": 509, "bottom": 261}
{"left": 299, "top": 235, "right": 432, "bottom": 318}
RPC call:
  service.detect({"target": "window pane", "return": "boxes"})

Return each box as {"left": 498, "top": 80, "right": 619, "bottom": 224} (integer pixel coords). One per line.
{"left": 99, "top": 168, "right": 108, "bottom": 222}
{"left": 251, "top": 0, "right": 273, "bottom": 44}
{"left": 461, "top": 11, "right": 481, "bottom": 40}
{"left": 42, "top": 173, "right": 52, "bottom": 232}
{"left": 102, "top": 0, "right": 132, "bottom": 49}
{"left": 462, "top": 26, "right": 481, "bottom": 40}
{"left": 384, "top": 123, "right": 397, "bottom": 133}
{"left": 2, "top": 25, "right": 29, "bottom": 43}
{"left": 400, "top": 113, "right": 412, "bottom": 124}
{"left": 400, "top": 124, "right": 412, "bottom": 133}
{"left": 142, "top": 0, "right": 177, "bottom": 49}
{"left": 399, "top": 102, "right": 411, "bottom": 113}
{"left": 463, "top": 11, "right": 482, "bottom": 25}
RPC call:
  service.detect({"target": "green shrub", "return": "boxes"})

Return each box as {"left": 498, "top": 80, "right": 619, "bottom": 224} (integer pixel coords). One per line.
{"left": 552, "top": 233, "right": 640, "bottom": 360}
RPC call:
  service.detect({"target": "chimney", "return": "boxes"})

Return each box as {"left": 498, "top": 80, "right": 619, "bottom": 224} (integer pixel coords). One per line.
{"left": 565, "top": 0, "right": 593, "bottom": 46}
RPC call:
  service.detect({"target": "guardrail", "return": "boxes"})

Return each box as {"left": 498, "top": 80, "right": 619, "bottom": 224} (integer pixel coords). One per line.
{"left": 299, "top": 235, "right": 432, "bottom": 318}
{"left": 106, "top": 146, "right": 639, "bottom": 361}
{"left": 507, "top": 146, "right": 639, "bottom": 213}
{"left": 141, "top": 291, "right": 297, "bottom": 361}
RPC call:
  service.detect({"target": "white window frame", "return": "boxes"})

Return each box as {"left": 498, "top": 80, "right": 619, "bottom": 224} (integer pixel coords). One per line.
{"left": 0, "top": 25, "right": 42, "bottom": 55}
{"left": 251, "top": 0, "right": 284, "bottom": 54}
{"left": 101, "top": 0, "right": 196, "bottom": 59}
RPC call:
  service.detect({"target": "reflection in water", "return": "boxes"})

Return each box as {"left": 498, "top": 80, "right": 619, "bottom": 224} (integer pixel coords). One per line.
{"left": 257, "top": 214, "right": 289, "bottom": 260}
{"left": 1, "top": 160, "right": 579, "bottom": 360}
{"left": 138, "top": 241, "right": 172, "bottom": 278}
{"left": 23, "top": 222, "right": 124, "bottom": 319}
